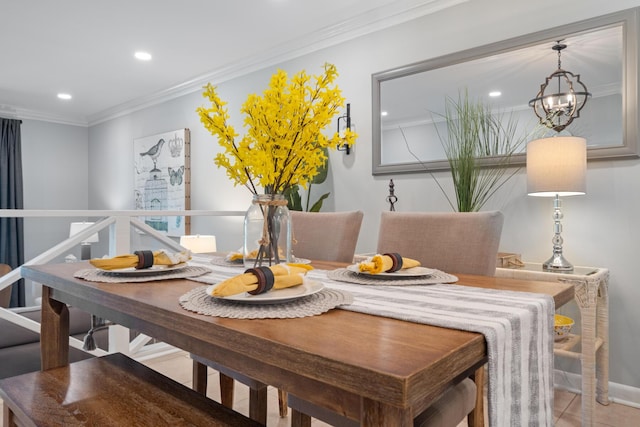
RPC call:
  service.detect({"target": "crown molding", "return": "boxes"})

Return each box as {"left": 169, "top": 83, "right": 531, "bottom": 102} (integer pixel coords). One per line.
{"left": 87, "top": 0, "right": 467, "bottom": 126}
{"left": 0, "top": 105, "right": 88, "bottom": 127}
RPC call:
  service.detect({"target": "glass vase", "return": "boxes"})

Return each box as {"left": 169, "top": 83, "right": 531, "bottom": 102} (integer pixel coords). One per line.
{"left": 243, "top": 194, "right": 292, "bottom": 268}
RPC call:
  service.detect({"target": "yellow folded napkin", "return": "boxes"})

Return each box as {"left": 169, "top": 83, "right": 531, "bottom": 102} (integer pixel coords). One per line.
{"left": 226, "top": 251, "right": 244, "bottom": 262}
{"left": 209, "top": 263, "right": 313, "bottom": 297}
{"left": 358, "top": 253, "right": 421, "bottom": 274}
{"left": 89, "top": 250, "right": 191, "bottom": 270}
{"left": 226, "top": 248, "right": 285, "bottom": 263}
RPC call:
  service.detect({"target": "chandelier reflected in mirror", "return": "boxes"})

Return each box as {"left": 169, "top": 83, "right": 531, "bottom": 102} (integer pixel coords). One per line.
{"left": 529, "top": 41, "right": 591, "bottom": 132}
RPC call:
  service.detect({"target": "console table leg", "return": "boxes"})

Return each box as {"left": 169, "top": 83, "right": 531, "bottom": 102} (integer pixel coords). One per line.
{"left": 573, "top": 278, "right": 602, "bottom": 427}
{"left": 596, "top": 275, "right": 610, "bottom": 405}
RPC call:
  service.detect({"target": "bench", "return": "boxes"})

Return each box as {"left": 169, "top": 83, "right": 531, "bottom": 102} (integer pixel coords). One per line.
{"left": 0, "top": 352, "right": 261, "bottom": 427}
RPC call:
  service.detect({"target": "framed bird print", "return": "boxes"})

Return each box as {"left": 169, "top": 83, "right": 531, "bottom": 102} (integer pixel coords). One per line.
{"left": 134, "top": 128, "right": 190, "bottom": 237}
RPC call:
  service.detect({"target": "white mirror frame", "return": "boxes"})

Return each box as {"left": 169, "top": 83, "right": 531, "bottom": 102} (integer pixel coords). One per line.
{"left": 372, "top": 8, "right": 639, "bottom": 175}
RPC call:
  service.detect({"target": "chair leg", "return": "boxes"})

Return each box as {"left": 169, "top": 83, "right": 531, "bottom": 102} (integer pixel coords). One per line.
{"left": 468, "top": 366, "right": 485, "bottom": 427}
{"left": 219, "top": 372, "right": 235, "bottom": 408}
{"left": 192, "top": 360, "right": 208, "bottom": 395}
{"left": 4, "top": 404, "right": 17, "bottom": 427}
{"left": 248, "top": 386, "right": 268, "bottom": 425}
{"left": 290, "top": 408, "right": 312, "bottom": 427}
{"left": 278, "top": 388, "right": 288, "bottom": 417}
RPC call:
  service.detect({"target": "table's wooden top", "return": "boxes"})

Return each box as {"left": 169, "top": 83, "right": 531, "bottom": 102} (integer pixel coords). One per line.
{"left": 22, "top": 261, "right": 573, "bottom": 414}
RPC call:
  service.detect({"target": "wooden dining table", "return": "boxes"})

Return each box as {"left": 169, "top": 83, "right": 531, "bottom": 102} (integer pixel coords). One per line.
{"left": 22, "top": 260, "right": 574, "bottom": 427}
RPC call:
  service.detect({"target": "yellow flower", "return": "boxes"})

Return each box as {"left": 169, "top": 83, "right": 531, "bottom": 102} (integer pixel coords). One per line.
{"left": 197, "top": 63, "right": 357, "bottom": 195}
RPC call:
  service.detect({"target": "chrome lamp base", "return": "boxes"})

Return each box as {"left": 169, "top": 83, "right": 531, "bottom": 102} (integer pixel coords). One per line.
{"left": 543, "top": 194, "right": 574, "bottom": 272}
{"left": 543, "top": 253, "right": 573, "bottom": 272}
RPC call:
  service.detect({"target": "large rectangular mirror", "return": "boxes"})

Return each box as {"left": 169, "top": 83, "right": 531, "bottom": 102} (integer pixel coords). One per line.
{"left": 372, "top": 8, "right": 639, "bottom": 174}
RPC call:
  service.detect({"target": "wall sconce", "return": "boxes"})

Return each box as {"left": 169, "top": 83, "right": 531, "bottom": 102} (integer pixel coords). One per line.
{"left": 528, "top": 41, "right": 591, "bottom": 132}
{"left": 69, "top": 222, "right": 99, "bottom": 260}
{"left": 337, "top": 103, "right": 352, "bottom": 154}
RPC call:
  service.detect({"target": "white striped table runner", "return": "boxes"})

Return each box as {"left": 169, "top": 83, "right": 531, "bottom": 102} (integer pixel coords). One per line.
{"left": 311, "top": 270, "right": 555, "bottom": 427}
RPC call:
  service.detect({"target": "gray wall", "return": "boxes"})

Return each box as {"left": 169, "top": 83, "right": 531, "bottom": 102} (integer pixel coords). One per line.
{"left": 17, "top": 0, "right": 640, "bottom": 399}
{"left": 21, "top": 119, "right": 89, "bottom": 261}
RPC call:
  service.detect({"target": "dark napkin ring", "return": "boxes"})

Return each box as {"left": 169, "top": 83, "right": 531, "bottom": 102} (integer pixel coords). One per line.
{"left": 134, "top": 250, "right": 154, "bottom": 269}
{"left": 383, "top": 253, "right": 403, "bottom": 272}
{"left": 245, "top": 266, "right": 275, "bottom": 295}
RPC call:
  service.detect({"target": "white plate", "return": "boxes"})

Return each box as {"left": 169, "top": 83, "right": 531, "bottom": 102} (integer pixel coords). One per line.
{"left": 207, "top": 279, "right": 324, "bottom": 304}
{"left": 99, "top": 263, "right": 189, "bottom": 275}
{"left": 346, "top": 264, "right": 435, "bottom": 278}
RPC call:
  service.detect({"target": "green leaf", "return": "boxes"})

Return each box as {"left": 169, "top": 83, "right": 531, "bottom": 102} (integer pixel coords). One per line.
{"left": 310, "top": 147, "right": 329, "bottom": 185}
{"left": 284, "top": 185, "right": 303, "bottom": 211}
{"left": 309, "top": 192, "right": 330, "bottom": 212}
{"left": 285, "top": 167, "right": 331, "bottom": 212}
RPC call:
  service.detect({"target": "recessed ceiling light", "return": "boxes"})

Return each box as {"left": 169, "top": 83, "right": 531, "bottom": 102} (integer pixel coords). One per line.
{"left": 135, "top": 51, "right": 152, "bottom": 61}
{"left": 489, "top": 91, "right": 502, "bottom": 97}
{"left": 57, "top": 93, "right": 72, "bottom": 100}
{"left": 381, "top": 111, "right": 388, "bottom": 116}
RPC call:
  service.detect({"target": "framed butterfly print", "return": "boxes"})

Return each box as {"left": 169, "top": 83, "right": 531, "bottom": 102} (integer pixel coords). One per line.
{"left": 133, "top": 128, "right": 190, "bottom": 237}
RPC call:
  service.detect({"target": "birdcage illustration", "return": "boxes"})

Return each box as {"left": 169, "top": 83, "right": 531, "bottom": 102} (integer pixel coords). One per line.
{"left": 143, "top": 169, "right": 168, "bottom": 232}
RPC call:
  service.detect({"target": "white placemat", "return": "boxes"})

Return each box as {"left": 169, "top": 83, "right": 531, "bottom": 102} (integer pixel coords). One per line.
{"left": 327, "top": 268, "right": 458, "bottom": 285}
{"left": 179, "top": 286, "right": 353, "bottom": 319}
{"left": 73, "top": 266, "right": 212, "bottom": 283}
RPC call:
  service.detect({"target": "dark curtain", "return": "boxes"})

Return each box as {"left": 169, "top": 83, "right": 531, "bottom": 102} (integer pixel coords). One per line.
{"left": 0, "top": 117, "right": 25, "bottom": 307}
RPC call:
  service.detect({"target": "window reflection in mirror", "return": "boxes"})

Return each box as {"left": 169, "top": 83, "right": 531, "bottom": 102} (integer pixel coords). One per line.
{"left": 372, "top": 8, "right": 638, "bottom": 174}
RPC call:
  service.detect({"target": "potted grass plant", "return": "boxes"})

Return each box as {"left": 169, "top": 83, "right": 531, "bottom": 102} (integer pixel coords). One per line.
{"left": 435, "top": 90, "right": 530, "bottom": 212}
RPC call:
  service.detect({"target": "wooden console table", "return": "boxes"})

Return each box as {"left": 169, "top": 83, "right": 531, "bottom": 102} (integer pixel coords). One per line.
{"left": 496, "top": 262, "right": 609, "bottom": 427}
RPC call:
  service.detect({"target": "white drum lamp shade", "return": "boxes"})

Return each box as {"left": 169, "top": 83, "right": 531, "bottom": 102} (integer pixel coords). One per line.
{"left": 180, "top": 235, "right": 217, "bottom": 253}
{"left": 527, "top": 136, "right": 586, "bottom": 197}
{"left": 69, "top": 222, "right": 99, "bottom": 243}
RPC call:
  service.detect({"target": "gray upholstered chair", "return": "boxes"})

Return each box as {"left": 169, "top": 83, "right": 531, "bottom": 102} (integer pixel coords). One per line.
{"left": 288, "top": 378, "right": 478, "bottom": 427}
{"left": 0, "top": 305, "right": 110, "bottom": 379}
{"left": 191, "top": 210, "right": 364, "bottom": 424}
{"left": 290, "top": 210, "right": 364, "bottom": 263}
{"left": 288, "top": 211, "right": 504, "bottom": 427}
{"left": 376, "top": 211, "right": 504, "bottom": 276}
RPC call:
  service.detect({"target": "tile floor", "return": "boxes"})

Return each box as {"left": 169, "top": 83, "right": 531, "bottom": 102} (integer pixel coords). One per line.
{"left": 2, "top": 350, "right": 640, "bottom": 426}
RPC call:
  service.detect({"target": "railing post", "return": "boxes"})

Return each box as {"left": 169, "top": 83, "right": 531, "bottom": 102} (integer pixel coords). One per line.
{"left": 110, "top": 216, "right": 131, "bottom": 256}
{"left": 108, "top": 325, "right": 131, "bottom": 355}
{"left": 107, "top": 217, "right": 133, "bottom": 354}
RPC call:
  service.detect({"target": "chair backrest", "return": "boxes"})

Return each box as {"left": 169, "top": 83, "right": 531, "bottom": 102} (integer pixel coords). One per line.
{"left": 290, "top": 210, "right": 364, "bottom": 263}
{"left": 0, "top": 264, "right": 12, "bottom": 308}
{"left": 376, "top": 211, "right": 504, "bottom": 276}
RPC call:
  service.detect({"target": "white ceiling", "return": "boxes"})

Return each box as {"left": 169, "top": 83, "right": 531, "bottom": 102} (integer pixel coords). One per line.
{"left": 0, "top": 0, "right": 465, "bottom": 126}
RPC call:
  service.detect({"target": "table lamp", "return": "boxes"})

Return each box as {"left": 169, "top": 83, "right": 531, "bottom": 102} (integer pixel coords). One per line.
{"left": 527, "top": 136, "right": 586, "bottom": 272}
{"left": 179, "top": 235, "right": 217, "bottom": 253}
{"left": 69, "top": 222, "right": 99, "bottom": 260}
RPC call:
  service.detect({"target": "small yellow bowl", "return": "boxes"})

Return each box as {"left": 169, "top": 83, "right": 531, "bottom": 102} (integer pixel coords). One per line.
{"left": 554, "top": 314, "right": 574, "bottom": 340}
